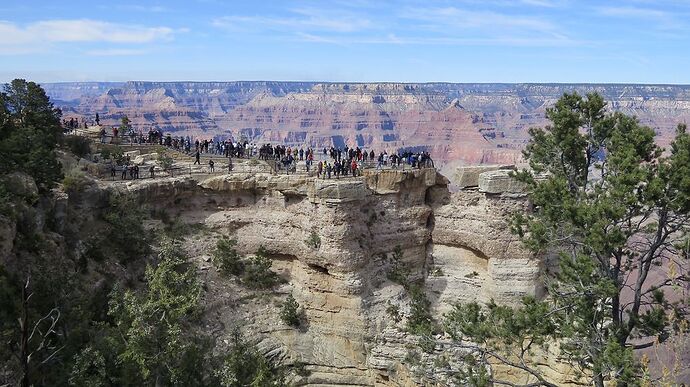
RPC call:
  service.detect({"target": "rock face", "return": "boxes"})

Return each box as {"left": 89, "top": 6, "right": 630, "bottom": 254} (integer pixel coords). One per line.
{"left": 46, "top": 82, "right": 690, "bottom": 168}
{"left": 451, "top": 164, "right": 515, "bottom": 189}
{"left": 478, "top": 169, "right": 527, "bottom": 194}
{"left": 107, "top": 167, "right": 544, "bottom": 386}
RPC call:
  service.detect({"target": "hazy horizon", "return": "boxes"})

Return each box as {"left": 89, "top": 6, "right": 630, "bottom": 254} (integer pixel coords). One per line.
{"left": 33, "top": 80, "right": 690, "bottom": 86}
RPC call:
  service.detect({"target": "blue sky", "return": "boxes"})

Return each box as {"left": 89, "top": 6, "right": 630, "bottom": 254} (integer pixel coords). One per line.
{"left": 1, "top": 0, "right": 689, "bottom": 83}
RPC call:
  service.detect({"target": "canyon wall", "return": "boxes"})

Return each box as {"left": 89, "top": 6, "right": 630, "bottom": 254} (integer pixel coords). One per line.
{"left": 45, "top": 82, "right": 690, "bottom": 169}
{"left": 100, "top": 167, "right": 541, "bottom": 386}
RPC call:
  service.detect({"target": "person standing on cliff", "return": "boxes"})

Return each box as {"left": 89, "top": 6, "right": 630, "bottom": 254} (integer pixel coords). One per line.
{"left": 209, "top": 159, "right": 215, "bottom": 173}
{"left": 317, "top": 161, "right": 323, "bottom": 179}
{"left": 326, "top": 163, "right": 332, "bottom": 179}
{"left": 194, "top": 150, "right": 201, "bottom": 165}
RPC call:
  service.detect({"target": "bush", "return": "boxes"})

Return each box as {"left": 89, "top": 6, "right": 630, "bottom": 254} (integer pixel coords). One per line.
{"left": 241, "top": 246, "right": 279, "bottom": 289}
{"left": 64, "top": 135, "right": 92, "bottom": 158}
{"left": 157, "top": 153, "right": 174, "bottom": 170}
{"left": 86, "top": 193, "right": 151, "bottom": 264}
{"left": 304, "top": 231, "right": 321, "bottom": 249}
{"left": 280, "top": 294, "right": 300, "bottom": 327}
{"left": 216, "top": 327, "right": 286, "bottom": 386}
{"left": 407, "top": 284, "right": 433, "bottom": 336}
{"left": 62, "top": 169, "right": 91, "bottom": 192}
{"left": 212, "top": 237, "right": 244, "bottom": 276}
{"left": 99, "top": 145, "right": 125, "bottom": 165}
{"left": 386, "top": 245, "right": 408, "bottom": 285}
{"left": 386, "top": 301, "right": 401, "bottom": 323}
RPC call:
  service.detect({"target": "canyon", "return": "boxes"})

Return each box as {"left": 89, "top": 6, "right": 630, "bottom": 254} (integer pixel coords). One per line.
{"left": 44, "top": 82, "right": 690, "bottom": 173}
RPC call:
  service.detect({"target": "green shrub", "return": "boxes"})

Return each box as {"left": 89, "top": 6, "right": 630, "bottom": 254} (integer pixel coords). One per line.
{"left": 99, "top": 145, "right": 125, "bottom": 165}
{"left": 86, "top": 193, "right": 151, "bottom": 264}
{"left": 212, "top": 237, "right": 244, "bottom": 276}
{"left": 241, "top": 246, "right": 279, "bottom": 289}
{"left": 386, "top": 301, "right": 401, "bottom": 323}
{"left": 157, "top": 153, "right": 174, "bottom": 170}
{"left": 304, "top": 231, "right": 321, "bottom": 249}
{"left": 407, "top": 284, "right": 433, "bottom": 336}
{"left": 62, "top": 169, "right": 90, "bottom": 192}
{"left": 280, "top": 294, "right": 300, "bottom": 327}
{"left": 64, "top": 135, "right": 92, "bottom": 158}
{"left": 216, "top": 327, "right": 286, "bottom": 386}
{"left": 386, "top": 245, "right": 408, "bottom": 285}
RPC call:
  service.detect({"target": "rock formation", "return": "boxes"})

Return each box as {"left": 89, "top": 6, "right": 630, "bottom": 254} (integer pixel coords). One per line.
{"left": 45, "top": 82, "right": 690, "bottom": 169}
{"left": 80, "top": 166, "right": 539, "bottom": 386}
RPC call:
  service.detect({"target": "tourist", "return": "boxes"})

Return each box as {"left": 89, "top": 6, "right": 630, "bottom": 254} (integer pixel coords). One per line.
{"left": 150, "top": 165, "right": 155, "bottom": 178}
{"left": 209, "top": 159, "right": 215, "bottom": 173}
{"left": 194, "top": 151, "right": 201, "bottom": 165}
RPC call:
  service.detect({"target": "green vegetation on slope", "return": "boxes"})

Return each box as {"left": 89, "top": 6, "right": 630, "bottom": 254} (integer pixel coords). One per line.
{"left": 0, "top": 79, "right": 286, "bottom": 386}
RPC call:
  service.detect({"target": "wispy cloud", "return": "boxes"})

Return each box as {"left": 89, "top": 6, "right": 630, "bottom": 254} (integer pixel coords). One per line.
{"left": 296, "top": 32, "right": 580, "bottom": 47}
{"left": 596, "top": 6, "right": 685, "bottom": 30}
{"left": 399, "top": 7, "right": 557, "bottom": 34}
{"left": 213, "top": 7, "right": 374, "bottom": 33}
{"left": 213, "top": 3, "right": 578, "bottom": 47}
{"left": 0, "top": 19, "right": 178, "bottom": 55}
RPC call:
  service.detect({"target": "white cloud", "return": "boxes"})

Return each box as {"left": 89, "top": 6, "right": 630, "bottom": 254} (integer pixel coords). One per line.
{"left": 0, "top": 19, "right": 177, "bottom": 54}
{"left": 211, "top": 3, "right": 577, "bottom": 48}
{"left": 212, "top": 7, "right": 374, "bottom": 33}
{"left": 399, "top": 7, "right": 557, "bottom": 34}
{"left": 595, "top": 5, "right": 686, "bottom": 31}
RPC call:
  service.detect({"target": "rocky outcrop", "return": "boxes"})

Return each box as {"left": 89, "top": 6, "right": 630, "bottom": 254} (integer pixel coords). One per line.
{"left": 478, "top": 169, "right": 527, "bottom": 194}
{"left": 451, "top": 164, "right": 515, "bottom": 189}
{"left": 103, "top": 167, "right": 543, "bottom": 386}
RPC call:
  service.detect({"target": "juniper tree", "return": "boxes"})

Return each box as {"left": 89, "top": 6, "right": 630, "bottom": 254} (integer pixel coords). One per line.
{"left": 0, "top": 79, "right": 63, "bottom": 192}
{"left": 445, "top": 92, "right": 690, "bottom": 386}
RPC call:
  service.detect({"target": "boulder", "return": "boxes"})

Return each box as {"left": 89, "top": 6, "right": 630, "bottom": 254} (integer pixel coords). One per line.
{"left": 3, "top": 172, "right": 38, "bottom": 199}
{"left": 133, "top": 153, "right": 159, "bottom": 165}
{"left": 312, "top": 179, "right": 369, "bottom": 203}
{"left": 478, "top": 169, "right": 526, "bottom": 194}
{"left": 453, "top": 165, "right": 515, "bottom": 189}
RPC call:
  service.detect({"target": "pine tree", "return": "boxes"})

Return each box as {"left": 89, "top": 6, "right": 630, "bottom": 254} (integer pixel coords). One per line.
{"left": 445, "top": 92, "right": 690, "bottom": 386}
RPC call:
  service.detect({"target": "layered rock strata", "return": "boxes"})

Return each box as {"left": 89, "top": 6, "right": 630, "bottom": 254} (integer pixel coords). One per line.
{"left": 101, "top": 167, "right": 540, "bottom": 385}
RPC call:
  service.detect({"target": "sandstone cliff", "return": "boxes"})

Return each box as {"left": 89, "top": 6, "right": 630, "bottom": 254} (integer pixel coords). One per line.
{"left": 85, "top": 167, "right": 540, "bottom": 386}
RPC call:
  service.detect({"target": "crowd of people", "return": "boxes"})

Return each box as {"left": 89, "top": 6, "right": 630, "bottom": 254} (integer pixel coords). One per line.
{"left": 71, "top": 118, "right": 436, "bottom": 181}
